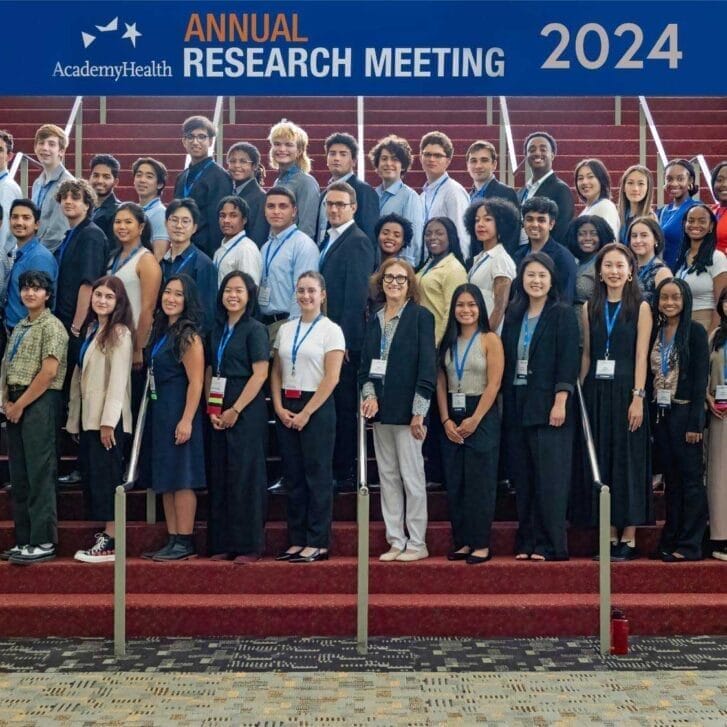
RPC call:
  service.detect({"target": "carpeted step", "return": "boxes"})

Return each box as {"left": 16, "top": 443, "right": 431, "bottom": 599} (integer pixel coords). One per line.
{"left": 1, "top": 591, "right": 724, "bottom": 638}
{"left": 1, "top": 557, "right": 723, "bottom": 596}
{"left": 0, "top": 520, "right": 668, "bottom": 560}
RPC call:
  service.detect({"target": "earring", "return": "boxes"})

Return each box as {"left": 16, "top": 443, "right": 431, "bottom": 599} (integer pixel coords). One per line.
{"left": 599, "top": 275, "right": 604, "bottom": 282}
{"left": 627, "top": 274, "right": 633, "bottom": 282}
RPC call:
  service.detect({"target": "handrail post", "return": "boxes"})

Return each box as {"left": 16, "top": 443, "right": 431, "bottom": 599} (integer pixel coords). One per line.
{"left": 356, "top": 97, "right": 365, "bottom": 183}
{"left": 576, "top": 381, "right": 611, "bottom": 656}
{"left": 229, "top": 96, "right": 236, "bottom": 125}
{"left": 113, "top": 485, "right": 126, "bottom": 657}
{"left": 656, "top": 154, "right": 665, "bottom": 207}
{"left": 498, "top": 114, "right": 507, "bottom": 184}
{"left": 614, "top": 96, "right": 622, "bottom": 126}
{"left": 74, "top": 100, "right": 83, "bottom": 177}
{"left": 20, "top": 156, "right": 29, "bottom": 197}
{"left": 100, "top": 96, "right": 107, "bottom": 125}
{"left": 356, "top": 396, "right": 369, "bottom": 654}
{"left": 486, "top": 96, "right": 493, "bottom": 127}
{"left": 213, "top": 96, "right": 224, "bottom": 165}
{"left": 639, "top": 103, "right": 646, "bottom": 167}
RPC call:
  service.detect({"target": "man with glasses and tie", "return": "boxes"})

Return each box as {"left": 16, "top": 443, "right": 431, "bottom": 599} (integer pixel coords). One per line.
{"left": 419, "top": 131, "right": 471, "bottom": 260}
{"left": 318, "top": 181, "right": 375, "bottom": 491}
{"left": 369, "top": 135, "right": 424, "bottom": 268}
{"left": 173, "top": 116, "right": 232, "bottom": 258}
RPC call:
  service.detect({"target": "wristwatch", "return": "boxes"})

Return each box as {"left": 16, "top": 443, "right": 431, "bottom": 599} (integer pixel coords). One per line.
{"left": 632, "top": 388, "right": 646, "bottom": 398}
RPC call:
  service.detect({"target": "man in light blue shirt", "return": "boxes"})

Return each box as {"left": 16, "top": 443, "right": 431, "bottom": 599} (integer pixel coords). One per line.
{"left": 4, "top": 199, "right": 58, "bottom": 330}
{"left": 259, "top": 186, "right": 319, "bottom": 329}
{"left": 133, "top": 156, "right": 169, "bottom": 260}
{"left": 369, "top": 135, "right": 424, "bottom": 268}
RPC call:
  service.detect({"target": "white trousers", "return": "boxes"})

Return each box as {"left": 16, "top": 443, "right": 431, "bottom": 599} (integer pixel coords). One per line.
{"left": 373, "top": 423, "right": 428, "bottom": 551}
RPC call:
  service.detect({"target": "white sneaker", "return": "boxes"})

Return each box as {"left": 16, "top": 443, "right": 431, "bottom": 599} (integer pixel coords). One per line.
{"left": 74, "top": 532, "right": 115, "bottom": 563}
{"left": 712, "top": 548, "right": 727, "bottom": 562}
{"left": 395, "top": 547, "right": 429, "bottom": 562}
{"left": 379, "top": 547, "right": 403, "bottom": 562}
{"left": 0, "top": 544, "right": 27, "bottom": 561}
{"left": 9, "top": 544, "right": 56, "bottom": 565}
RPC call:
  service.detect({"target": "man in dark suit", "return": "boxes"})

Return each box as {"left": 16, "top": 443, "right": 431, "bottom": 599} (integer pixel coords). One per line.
{"left": 316, "top": 132, "right": 379, "bottom": 251}
{"left": 88, "top": 154, "right": 121, "bottom": 242}
{"left": 318, "top": 181, "right": 375, "bottom": 488}
{"left": 517, "top": 131, "right": 574, "bottom": 245}
{"left": 466, "top": 140, "right": 520, "bottom": 209}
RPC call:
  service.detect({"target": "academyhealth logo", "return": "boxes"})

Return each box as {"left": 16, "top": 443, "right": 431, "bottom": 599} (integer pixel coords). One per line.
{"left": 81, "top": 16, "right": 142, "bottom": 49}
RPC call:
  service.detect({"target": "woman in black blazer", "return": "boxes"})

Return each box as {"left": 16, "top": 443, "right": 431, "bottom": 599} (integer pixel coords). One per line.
{"left": 501, "top": 252, "right": 580, "bottom": 560}
{"left": 648, "top": 277, "right": 709, "bottom": 560}
{"left": 226, "top": 142, "right": 269, "bottom": 247}
{"left": 359, "top": 258, "right": 436, "bottom": 562}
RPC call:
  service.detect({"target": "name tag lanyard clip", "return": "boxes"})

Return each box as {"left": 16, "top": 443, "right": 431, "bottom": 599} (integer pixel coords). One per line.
{"left": 149, "top": 332, "right": 169, "bottom": 400}
{"left": 453, "top": 332, "right": 478, "bottom": 410}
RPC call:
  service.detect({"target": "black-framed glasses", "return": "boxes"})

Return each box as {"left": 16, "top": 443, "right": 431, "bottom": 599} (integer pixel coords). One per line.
{"left": 383, "top": 274, "right": 408, "bottom": 285}
{"left": 325, "top": 201, "right": 352, "bottom": 209}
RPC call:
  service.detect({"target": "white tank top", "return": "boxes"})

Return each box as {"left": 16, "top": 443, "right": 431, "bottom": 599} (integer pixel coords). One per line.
{"left": 111, "top": 248, "right": 151, "bottom": 327}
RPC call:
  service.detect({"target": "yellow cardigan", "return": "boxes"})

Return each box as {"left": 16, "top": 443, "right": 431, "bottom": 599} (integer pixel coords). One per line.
{"left": 416, "top": 253, "right": 468, "bottom": 346}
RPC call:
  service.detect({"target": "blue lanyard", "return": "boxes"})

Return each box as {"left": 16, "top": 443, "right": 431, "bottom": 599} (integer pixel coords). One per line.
{"left": 469, "top": 178, "right": 492, "bottom": 201}
{"left": 55, "top": 226, "right": 79, "bottom": 267}
{"left": 183, "top": 159, "right": 213, "bottom": 197}
{"left": 423, "top": 174, "right": 448, "bottom": 220}
{"left": 110, "top": 245, "right": 142, "bottom": 274}
{"left": 522, "top": 315, "right": 536, "bottom": 354}
{"left": 78, "top": 323, "right": 99, "bottom": 368}
{"left": 142, "top": 198, "right": 161, "bottom": 212}
{"left": 264, "top": 228, "right": 296, "bottom": 278}
{"left": 34, "top": 178, "right": 55, "bottom": 209}
{"left": 659, "top": 328, "right": 674, "bottom": 377}
{"left": 723, "top": 348, "right": 727, "bottom": 380}
{"left": 0, "top": 171, "right": 8, "bottom": 184}
{"left": 291, "top": 314, "right": 322, "bottom": 373}
{"left": 150, "top": 333, "right": 169, "bottom": 369}
{"left": 453, "top": 332, "right": 479, "bottom": 389}
{"left": 604, "top": 302, "right": 622, "bottom": 358}
{"left": 170, "top": 247, "right": 197, "bottom": 276}
{"left": 421, "top": 255, "right": 444, "bottom": 277}
{"left": 215, "top": 323, "right": 236, "bottom": 375}
{"left": 637, "top": 257, "right": 657, "bottom": 283}
{"left": 279, "top": 165, "right": 299, "bottom": 184}
{"left": 8, "top": 326, "right": 31, "bottom": 362}
{"left": 215, "top": 233, "right": 247, "bottom": 271}
{"left": 319, "top": 232, "right": 334, "bottom": 264}
{"left": 468, "top": 253, "right": 491, "bottom": 281}
{"left": 677, "top": 265, "right": 690, "bottom": 280}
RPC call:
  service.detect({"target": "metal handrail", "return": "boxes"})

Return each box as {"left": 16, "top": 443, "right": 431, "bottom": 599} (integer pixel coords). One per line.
{"left": 64, "top": 96, "right": 84, "bottom": 176}
{"left": 638, "top": 97, "right": 667, "bottom": 207}
{"left": 9, "top": 153, "right": 44, "bottom": 196}
{"left": 498, "top": 96, "right": 518, "bottom": 188}
{"left": 576, "top": 381, "right": 611, "bottom": 656}
{"left": 356, "top": 396, "right": 370, "bottom": 654}
{"left": 356, "top": 97, "right": 365, "bottom": 182}
{"left": 690, "top": 154, "right": 717, "bottom": 203}
{"left": 114, "top": 373, "right": 151, "bottom": 657}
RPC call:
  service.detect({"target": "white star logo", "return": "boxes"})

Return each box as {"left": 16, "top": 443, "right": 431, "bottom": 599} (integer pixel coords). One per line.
{"left": 122, "top": 22, "right": 142, "bottom": 48}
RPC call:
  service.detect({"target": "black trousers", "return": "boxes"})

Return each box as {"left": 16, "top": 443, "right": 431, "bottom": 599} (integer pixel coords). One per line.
{"left": 332, "top": 350, "right": 359, "bottom": 480}
{"left": 653, "top": 404, "right": 707, "bottom": 559}
{"left": 440, "top": 397, "right": 500, "bottom": 550}
{"left": 7, "top": 388, "right": 61, "bottom": 545}
{"left": 276, "top": 392, "right": 336, "bottom": 548}
{"left": 505, "top": 411, "right": 573, "bottom": 559}
{"left": 423, "top": 395, "right": 444, "bottom": 484}
{"left": 80, "top": 422, "right": 126, "bottom": 522}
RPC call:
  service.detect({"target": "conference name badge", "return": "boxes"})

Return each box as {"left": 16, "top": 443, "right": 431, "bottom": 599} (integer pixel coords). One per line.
{"left": 596, "top": 359, "right": 616, "bottom": 380}
{"left": 207, "top": 376, "right": 227, "bottom": 416}
{"left": 656, "top": 389, "right": 671, "bottom": 408}
{"left": 258, "top": 283, "right": 271, "bottom": 307}
{"left": 516, "top": 359, "right": 528, "bottom": 380}
{"left": 451, "top": 392, "right": 466, "bottom": 412}
{"left": 369, "top": 358, "right": 387, "bottom": 379}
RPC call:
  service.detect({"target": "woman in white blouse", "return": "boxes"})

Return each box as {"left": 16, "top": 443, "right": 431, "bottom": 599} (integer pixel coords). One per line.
{"left": 575, "top": 158, "right": 620, "bottom": 240}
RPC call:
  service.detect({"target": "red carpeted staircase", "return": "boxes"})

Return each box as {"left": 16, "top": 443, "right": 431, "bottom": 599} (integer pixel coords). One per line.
{"left": 1, "top": 95, "right": 726, "bottom": 639}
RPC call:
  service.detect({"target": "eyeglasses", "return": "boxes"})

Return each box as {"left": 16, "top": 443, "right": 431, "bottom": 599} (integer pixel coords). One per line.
{"left": 421, "top": 152, "right": 448, "bottom": 160}
{"left": 184, "top": 133, "right": 210, "bottom": 142}
{"left": 325, "top": 201, "right": 352, "bottom": 209}
{"left": 168, "top": 216, "right": 194, "bottom": 227}
{"left": 383, "top": 274, "right": 408, "bottom": 285}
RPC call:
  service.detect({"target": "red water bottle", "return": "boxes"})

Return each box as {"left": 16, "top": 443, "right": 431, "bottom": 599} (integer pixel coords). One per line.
{"left": 611, "top": 608, "right": 629, "bottom": 655}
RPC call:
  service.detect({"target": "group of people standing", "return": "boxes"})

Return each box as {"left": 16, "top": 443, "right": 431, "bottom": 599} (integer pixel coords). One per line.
{"left": 0, "top": 117, "right": 725, "bottom": 568}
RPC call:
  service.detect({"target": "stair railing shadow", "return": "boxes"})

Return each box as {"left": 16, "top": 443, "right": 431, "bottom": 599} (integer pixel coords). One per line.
{"left": 356, "top": 394, "right": 370, "bottom": 654}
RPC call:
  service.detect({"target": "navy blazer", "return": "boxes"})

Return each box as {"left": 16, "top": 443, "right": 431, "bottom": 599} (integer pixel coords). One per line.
{"left": 475, "top": 177, "right": 520, "bottom": 210}
{"left": 358, "top": 302, "right": 436, "bottom": 425}
{"left": 236, "top": 179, "right": 269, "bottom": 248}
{"left": 317, "top": 174, "right": 380, "bottom": 250}
{"left": 518, "top": 173, "right": 574, "bottom": 245}
{"left": 319, "top": 221, "right": 375, "bottom": 352}
{"left": 501, "top": 301, "right": 580, "bottom": 428}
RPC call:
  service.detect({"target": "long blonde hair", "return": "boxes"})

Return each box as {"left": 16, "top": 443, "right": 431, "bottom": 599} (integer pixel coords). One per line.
{"left": 268, "top": 119, "right": 312, "bottom": 174}
{"left": 618, "top": 164, "right": 654, "bottom": 222}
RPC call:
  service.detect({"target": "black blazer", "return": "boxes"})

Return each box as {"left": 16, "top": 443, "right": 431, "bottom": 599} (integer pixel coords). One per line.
{"left": 236, "top": 178, "right": 269, "bottom": 248}
{"left": 501, "top": 301, "right": 580, "bottom": 428}
{"left": 358, "top": 302, "right": 436, "bottom": 425}
{"left": 647, "top": 321, "right": 709, "bottom": 432}
{"left": 92, "top": 193, "right": 120, "bottom": 242}
{"left": 518, "top": 173, "right": 574, "bottom": 245}
{"left": 317, "top": 174, "right": 380, "bottom": 249}
{"left": 319, "top": 221, "right": 375, "bottom": 351}
{"left": 479, "top": 178, "right": 520, "bottom": 211}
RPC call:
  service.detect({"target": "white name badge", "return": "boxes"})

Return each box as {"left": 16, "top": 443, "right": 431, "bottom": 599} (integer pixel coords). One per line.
{"left": 516, "top": 360, "right": 528, "bottom": 380}
{"left": 656, "top": 389, "right": 672, "bottom": 408}
{"left": 595, "top": 359, "right": 616, "bottom": 380}
{"left": 715, "top": 384, "right": 727, "bottom": 402}
{"left": 258, "top": 283, "right": 271, "bottom": 307}
{"left": 451, "top": 392, "right": 466, "bottom": 412}
{"left": 369, "top": 358, "right": 387, "bottom": 379}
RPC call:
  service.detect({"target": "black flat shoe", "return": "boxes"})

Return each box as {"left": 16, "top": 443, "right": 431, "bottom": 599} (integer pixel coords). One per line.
{"left": 466, "top": 552, "right": 492, "bottom": 564}
{"left": 611, "top": 542, "right": 639, "bottom": 561}
{"left": 661, "top": 552, "right": 696, "bottom": 562}
{"left": 290, "top": 548, "right": 329, "bottom": 563}
{"left": 447, "top": 549, "right": 470, "bottom": 561}
{"left": 275, "top": 548, "right": 302, "bottom": 561}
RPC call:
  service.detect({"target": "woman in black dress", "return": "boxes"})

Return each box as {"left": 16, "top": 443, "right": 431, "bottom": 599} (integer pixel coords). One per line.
{"left": 580, "top": 243, "right": 653, "bottom": 560}
{"left": 206, "top": 271, "right": 270, "bottom": 563}
{"left": 648, "top": 277, "right": 709, "bottom": 560}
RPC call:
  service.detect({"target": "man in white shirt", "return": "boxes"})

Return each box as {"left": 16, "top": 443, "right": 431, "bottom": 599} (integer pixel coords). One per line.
{"left": 419, "top": 131, "right": 471, "bottom": 260}
{"left": 213, "top": 195, "right": 262, "bottom": 286}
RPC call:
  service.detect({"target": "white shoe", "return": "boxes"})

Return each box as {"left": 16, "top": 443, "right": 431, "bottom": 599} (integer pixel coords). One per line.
{"left": 395, "top": 547, "right": 429, "bottom": 562}
{"left": 712, "top": 548, "right": 727, "bottom": 562}
{"left": 74, "top": 532, "right": 115, "bottom": 563}
{"left": 379, "top": 547, "right": 403, "bottom": 562}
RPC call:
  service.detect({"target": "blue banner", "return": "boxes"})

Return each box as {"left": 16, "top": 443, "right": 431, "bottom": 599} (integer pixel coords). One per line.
{"left": 0, "top": 0, "right": 724, "bottom": 95}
